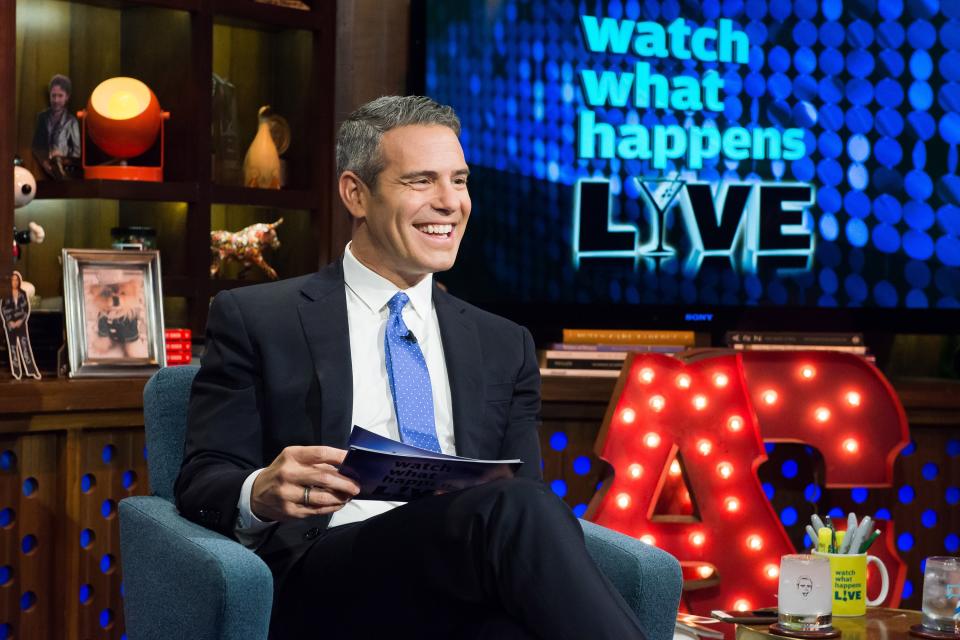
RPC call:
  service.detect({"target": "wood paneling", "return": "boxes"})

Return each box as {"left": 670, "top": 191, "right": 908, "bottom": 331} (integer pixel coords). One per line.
{"left": 0, "top": 379, "right": 147, "bottom": 639}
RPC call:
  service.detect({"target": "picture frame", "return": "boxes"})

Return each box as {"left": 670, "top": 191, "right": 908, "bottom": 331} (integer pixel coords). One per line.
{"left": 62, "top": 249, "right": 166, "bottom": 377}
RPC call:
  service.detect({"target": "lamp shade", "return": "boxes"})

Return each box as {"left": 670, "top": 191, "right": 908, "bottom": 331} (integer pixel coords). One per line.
{"left": 86, "top": 77, "right": 163, "bottom": 158}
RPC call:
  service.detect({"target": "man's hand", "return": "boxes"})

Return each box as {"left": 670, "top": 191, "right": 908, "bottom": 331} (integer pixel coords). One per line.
{"left": 250, "top": 446, "right": 360, "bottom": 522}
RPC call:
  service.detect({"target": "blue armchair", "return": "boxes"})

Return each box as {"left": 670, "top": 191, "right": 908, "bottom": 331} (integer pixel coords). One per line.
{"left": 119, "top": 366, "right": 682, "bottom": 640}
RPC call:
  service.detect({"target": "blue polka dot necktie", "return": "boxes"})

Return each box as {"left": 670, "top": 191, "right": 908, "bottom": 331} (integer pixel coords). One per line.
{"left": 384, "top": 292, "right": 441, "bottom": 453}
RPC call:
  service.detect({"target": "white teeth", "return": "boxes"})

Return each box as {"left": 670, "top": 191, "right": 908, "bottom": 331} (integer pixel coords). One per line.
{"left": 418, "top": 224, "right": 453, "bottom": 235}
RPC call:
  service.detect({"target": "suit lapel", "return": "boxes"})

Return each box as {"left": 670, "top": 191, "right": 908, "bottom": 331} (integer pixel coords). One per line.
{"left": 434, "top": 286, "right": 484, "bottom": 459}
{"left": 297, "top": 260, "right": 353, "bottom": 449}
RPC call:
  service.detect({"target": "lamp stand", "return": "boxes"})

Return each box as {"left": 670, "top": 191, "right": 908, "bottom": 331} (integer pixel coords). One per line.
{"left": 78, "top": 110, "right": 168, "bottom": 182}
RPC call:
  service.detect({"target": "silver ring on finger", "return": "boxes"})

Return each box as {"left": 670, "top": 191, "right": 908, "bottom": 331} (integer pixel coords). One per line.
{"left": 302, "top": 485, "right": 311, "bottom": 507}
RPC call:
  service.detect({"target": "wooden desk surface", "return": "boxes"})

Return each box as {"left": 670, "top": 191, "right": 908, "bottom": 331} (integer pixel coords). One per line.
{"left": 737, "top": 609, "right": 923, "bottom": 640}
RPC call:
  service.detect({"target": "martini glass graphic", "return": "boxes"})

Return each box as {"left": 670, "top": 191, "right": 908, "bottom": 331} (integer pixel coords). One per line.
{"left": 635, "top": 174, "right": 685, "bottom": 257}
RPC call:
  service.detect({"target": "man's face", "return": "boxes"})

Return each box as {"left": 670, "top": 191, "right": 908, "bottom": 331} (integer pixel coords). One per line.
{"left": 49, "top": 86, "right": 68, "bottom": 113}
{"left": 798, "top": 577, "right": 813, "bottom": 596}
{"left": 347, "top": 124, "right": 471, "bottom": 288}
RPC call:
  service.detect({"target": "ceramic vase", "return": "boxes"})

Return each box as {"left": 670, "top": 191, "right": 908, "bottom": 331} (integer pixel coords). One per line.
{"left": 243, "top": 105, "right": 281, "bottom": 189}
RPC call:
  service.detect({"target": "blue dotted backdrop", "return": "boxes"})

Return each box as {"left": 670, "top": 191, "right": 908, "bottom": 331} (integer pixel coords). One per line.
{"left": 427, "top": 0, "right": 960, "bottom": 309}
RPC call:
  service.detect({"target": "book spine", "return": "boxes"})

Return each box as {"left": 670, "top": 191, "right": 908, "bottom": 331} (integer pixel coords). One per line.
{"left": 548, "top": 343, "right": 686, "bottom": 353}
{"left": 563, "top": 329, "right": 696, "bottom": 346}
{"left": 544, "top": 350, "right": 627, "bottom": 360}
{"left": 733, "top": 344, "right": 867, "bottom": 353}
{"left": 726, "top": 332, "right": 864, "bottom": 346}
{"left": 539, "top": 368, "right": 621, "bottom": 377}
{"left": 546, "top": 358, "right": 624, "bottom": 370}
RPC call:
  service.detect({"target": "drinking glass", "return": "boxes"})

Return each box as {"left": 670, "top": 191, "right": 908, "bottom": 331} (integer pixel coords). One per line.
{"left": 778, "top": 554, "right": 833, "bottom": 631}
{"left": 921, "top": 556, "right": 960, "bottom": 634}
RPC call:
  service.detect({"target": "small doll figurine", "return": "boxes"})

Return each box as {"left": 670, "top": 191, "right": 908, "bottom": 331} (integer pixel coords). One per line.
{"left": 31, "top": 74, "right": 81, "bottom": 180}
{"left": 1, "top": 271, "right": 41, "bottom": 380}
{"left": 210, "top": 218, "right": 284, "bottom": 280}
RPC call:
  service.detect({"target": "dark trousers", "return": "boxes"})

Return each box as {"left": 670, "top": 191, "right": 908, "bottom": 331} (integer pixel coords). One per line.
{"left": 271, "top": 478, "right": 645, "bottom": 640}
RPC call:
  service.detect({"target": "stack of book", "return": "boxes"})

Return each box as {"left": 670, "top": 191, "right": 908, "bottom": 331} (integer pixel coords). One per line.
{"left": 165, "top": 328, "right": 193, "bottom": 366}
{"left": 725, "top": 331, "right": 872, "bottom": 360}
{"left": 540, "top": 329, "right": 695, "bottom": 377}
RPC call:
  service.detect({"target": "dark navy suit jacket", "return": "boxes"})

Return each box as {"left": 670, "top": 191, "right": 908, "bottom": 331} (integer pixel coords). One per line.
{"left": 174, "top": 258, "right": 542, "bottom": 583}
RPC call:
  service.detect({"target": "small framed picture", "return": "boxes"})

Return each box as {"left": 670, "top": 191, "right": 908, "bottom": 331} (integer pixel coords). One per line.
{"left": 62, "top": 249, "right": 166, "bottom": 377}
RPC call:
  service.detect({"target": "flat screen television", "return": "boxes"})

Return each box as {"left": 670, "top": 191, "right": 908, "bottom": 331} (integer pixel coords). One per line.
{"left": 411, "top": 0, "right": 960, "bottom": 340}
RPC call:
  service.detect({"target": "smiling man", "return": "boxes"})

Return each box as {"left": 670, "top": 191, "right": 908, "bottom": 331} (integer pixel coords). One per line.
{"left": 175, "top": 96, "right": 646, "bottom": 639}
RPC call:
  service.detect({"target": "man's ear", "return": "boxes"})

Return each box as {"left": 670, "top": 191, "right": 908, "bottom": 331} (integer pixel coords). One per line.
{"left": 338, "top": 171, "right": 368, "bottom": 220}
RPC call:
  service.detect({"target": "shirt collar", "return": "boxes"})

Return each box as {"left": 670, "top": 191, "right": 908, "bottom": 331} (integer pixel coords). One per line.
{"left": 343, "top": 242, "right": 433, "bottom": 320}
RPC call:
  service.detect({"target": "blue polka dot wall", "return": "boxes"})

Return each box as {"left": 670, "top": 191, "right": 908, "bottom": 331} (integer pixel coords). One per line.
{"left": 0, "top": 428, "right": 150, "bottom": 637}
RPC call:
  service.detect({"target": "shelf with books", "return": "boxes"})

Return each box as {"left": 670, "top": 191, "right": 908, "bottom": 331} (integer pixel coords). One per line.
{"left": 540, "top": 328, "right": 700, "bottom": 378}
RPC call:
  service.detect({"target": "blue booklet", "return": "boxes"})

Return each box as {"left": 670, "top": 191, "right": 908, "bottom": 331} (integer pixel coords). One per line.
{"left": 338, "top": 426, "right": 523, "bottom": 501}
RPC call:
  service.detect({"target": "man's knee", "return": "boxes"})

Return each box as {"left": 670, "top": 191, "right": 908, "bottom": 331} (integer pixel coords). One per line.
{"left": 460, "top": 477, "right": 577, "bottom": 532}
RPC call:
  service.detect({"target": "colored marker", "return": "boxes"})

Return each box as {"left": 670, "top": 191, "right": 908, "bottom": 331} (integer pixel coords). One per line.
{"left": 806, "top": 525, "right": 819, "bottom": 550}
{"left": 859, "top": 530, "right": 881, "bottom": 554}
{"left": 818, "top": 528, "right": 832, "bottom": 553}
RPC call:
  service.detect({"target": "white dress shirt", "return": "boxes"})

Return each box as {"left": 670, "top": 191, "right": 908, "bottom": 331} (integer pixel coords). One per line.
{"left": 235, "top": 243, "right": 456, "bottom": 545}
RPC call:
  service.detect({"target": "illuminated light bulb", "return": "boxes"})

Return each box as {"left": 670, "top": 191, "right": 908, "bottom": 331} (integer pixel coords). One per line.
{"left": 746, "top": 534, "right": 763, "bottom": 551}
{"left": 713, "top": 372, "right": 729, "bottom": 388}
{"left": 724, "top": 497, "right": 740, "bottom": 513}
{"left": 734, "top": 599, "right": 752, "bottom": 612}
{"left": 692, "top": 395, "right": 708, "bottom": 411}
{"left": 697, "top": 565, "right": 714, "bottom": 579}
{"left": 620, "top": 408, "right": 636, "bottom": 424}
{"left": 689, "top": 532, "right": 706, "bottom": 547}
{"left": 639, "top": 534, "right": 656, "bottom": 546}
{"left": 764, "top": 564, "right": 780, "bottom": 579}
{"left": 800, "top": 365, "right": 816, "bottom": 380}
{"left": 676, "top": 374, "right": 692, "bottom": 389}
{"left": 644, "top": 432, "right": 661, "bottom": 448}
{"left": 842, "top": 438, "right": 859, "bottom": 454}
{"left": 761, "top": 389, "right": 778, "bottom": 406}
{"left": 814, "top": 406, "right": 831, "bottom": 423}
{"left": 696, "top": 439, "right": 712, "bottom": 456}
{"left": 639, "top": 368, "right": 655, "bottom": 384}
{"left": 846, "top": 391, "right": 862, "bottom": 407}
{"left": 616, "top": 493, "right": 632, "bottom": 509}
{"left": 669, "top": 459, "right": 682, "bottom": 476}
{"left": 717, "top": 461, "right": 734, "bottom": 479}
{"left": 628, "top": 463, "right": 643, "bottom": 479}
{"left": 727, "top": 415, "right": 744, "bottom": 432}
{"left": 648, "top": 395, "right": 666, "bottom": 412}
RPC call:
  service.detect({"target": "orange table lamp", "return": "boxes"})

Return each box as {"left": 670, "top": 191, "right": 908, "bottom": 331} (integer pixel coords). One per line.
{"left": 78, "top": 77, "right": 169, "bottom": 182}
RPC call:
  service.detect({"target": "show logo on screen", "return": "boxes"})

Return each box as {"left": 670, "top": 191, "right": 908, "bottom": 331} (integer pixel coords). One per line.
{"left": 573, "top": 15, "right": 816, "bottom": 276}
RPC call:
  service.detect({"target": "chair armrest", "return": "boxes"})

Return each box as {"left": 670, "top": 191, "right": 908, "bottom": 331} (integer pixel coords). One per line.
{"left": 580, "top": 518, "right": 682, "bottom": 640}
{"left": 119, "top": 496, "right": 273, "bottom": 640}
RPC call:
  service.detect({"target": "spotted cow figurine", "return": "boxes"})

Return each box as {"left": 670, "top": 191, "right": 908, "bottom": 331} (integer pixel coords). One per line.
{"left": 210, "top": 218, "right": 284, "bottom": 280}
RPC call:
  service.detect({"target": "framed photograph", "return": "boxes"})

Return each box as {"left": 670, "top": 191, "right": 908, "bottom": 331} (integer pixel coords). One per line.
{"left": 62, "top": 249, "right": 166, "bottom": 377}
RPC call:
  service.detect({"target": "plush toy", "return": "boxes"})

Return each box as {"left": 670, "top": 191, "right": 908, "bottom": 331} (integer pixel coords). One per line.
{"left": 210, "top": 218, "right": 284, "bottom": 280}
{"left": 13, "top": 160, "right": 45, "bottom": 261}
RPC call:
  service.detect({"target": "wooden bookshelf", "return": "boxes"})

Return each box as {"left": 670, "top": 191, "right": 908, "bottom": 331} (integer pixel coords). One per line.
{"left": 4, "top": 0, "right": 337, "bottom": 339}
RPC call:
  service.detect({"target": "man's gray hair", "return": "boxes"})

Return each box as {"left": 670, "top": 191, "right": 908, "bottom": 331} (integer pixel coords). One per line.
{"left": 336, "top": 95, "right": 461, "bottom": 188}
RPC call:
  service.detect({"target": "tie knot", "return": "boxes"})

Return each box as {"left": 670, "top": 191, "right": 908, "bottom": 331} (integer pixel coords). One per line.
{"left": 388, "top": 292, "right": 410, "bottom": 316}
